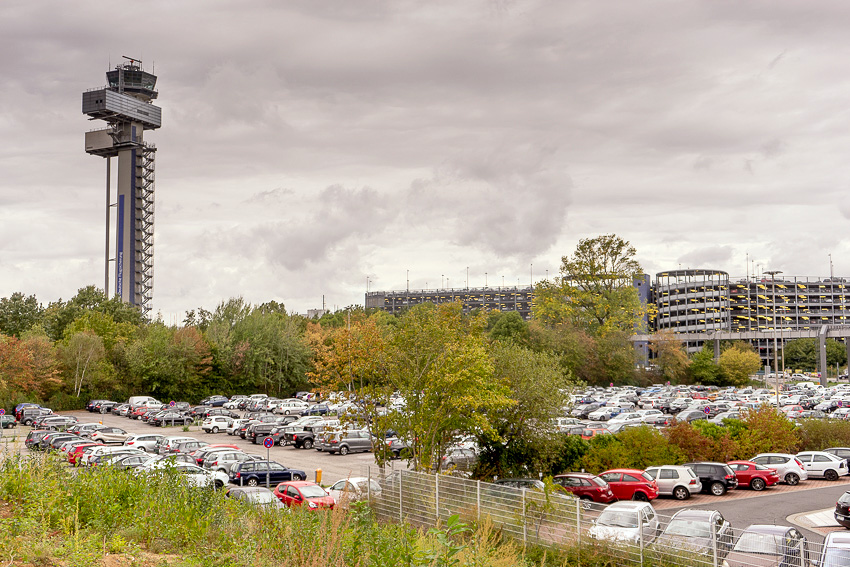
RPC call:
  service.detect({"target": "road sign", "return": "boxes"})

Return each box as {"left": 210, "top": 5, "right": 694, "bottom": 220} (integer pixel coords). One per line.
{"left": 704, "top": 406, "right": 711, "bottom": 414}
{"left": 263, "top": 437, "right": 274, "bottom": 449}
{"left": 169, "top": 401, "right": 176, "bottom": 408}
{"left": 0, "top": 409, "right": 5, "bottom": 415}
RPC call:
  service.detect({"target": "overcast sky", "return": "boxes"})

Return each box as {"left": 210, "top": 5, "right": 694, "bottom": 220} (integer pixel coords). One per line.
{"left": 2, "top": 1, "right": 850, "bottom": 322}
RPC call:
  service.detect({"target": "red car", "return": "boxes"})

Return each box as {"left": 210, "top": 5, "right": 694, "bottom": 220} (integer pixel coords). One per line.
{"left": 273, "top": 481, "right": 335, "bottom": 510}
{"left": 727, "top": 460, "right": 780, "bottom": 491}
{"left": 552, "top": 473, "right": 616, "bottom": 504}
{"left": 598, "top": 469, "right": 659, "bottom": 501}
{"left": 68, "top": 443, "right": 98, "bottom": 466}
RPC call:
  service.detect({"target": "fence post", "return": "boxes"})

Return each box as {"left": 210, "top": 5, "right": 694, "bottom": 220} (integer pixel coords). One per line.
{"left": 712, "top": 524, "right": 718, "bottom": 567}
{"left": 576, "top": 498, "right": 581, "bottom": 548}
{"left": 638, "top": 509, "right": 644, "bottom": 567}
{"left": 476, "top": 480, "right": 481, "bottom": 523}
{"left": 399, "top": 470, "right": 404, "bottom": 523}
{"left": 367, "top": 465, "right": 371, "bottom": 504}
{"left": 435, "top": 473, "right": 440, "bottom": 525}
{"left": 522, "top": 488, "right": 527, "bottom": 545}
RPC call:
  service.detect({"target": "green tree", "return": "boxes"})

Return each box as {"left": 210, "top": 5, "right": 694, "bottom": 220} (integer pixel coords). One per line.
{"left": 690, "top": 345, "right": 720, "bottom": 385}
{"left": 488, "top": 311, "right": 530, "bottom": 345}
{"left": 532, "top": 234, "right": 648, "bottom": 336}
{"left": 718, "top": 342, "right": 761, "bottom": 386}
{"left": 473, "top": 341, "right": 574, "bottom": 478}
{"left": 784, "top": 338, "right": 847, "bottom": 372}
{"left": 61, "top": 331, "right": 106, "bottom": 397}
{"left": 580, "top": 426, "right": 684, "bottom": 473}
{"left": 0, "top": 292, "right": 43, "bottom": 338}
{"left": 383, "top": 303, "right": 512, "bottom": 472}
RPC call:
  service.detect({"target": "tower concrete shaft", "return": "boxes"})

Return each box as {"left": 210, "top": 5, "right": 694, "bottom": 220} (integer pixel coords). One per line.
{"left": 83, "top": 58, "right": 161, "bottom": 314}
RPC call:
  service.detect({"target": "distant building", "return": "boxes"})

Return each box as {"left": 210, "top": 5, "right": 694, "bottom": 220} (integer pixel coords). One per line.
{"left": 366, "top": 286, "right": 534, "bottom": 319}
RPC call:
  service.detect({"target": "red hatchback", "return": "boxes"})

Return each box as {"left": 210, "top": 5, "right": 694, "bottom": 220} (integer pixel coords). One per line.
{"left": 273, "top": 481, "right": 335, "bottom": 510}
{"left": 727, "top": 460, "right": 780, "bottom": 491}
{"left": 552, "top": 473, "right": 616, "bottom": 504}
{"left": 599, "top": 469, "right": 659, "bottom": 501}
{"left": 68, "top": 443, "right": 98, "bottom": 466}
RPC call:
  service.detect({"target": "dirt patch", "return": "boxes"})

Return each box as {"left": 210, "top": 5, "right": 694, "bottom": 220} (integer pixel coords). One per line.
{"left": 0, "top": 499, "right": 15, "bottom": 519}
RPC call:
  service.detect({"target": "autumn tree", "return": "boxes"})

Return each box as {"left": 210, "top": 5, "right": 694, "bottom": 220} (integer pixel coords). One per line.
{"left": 649, "top": 330, "right": 690, "bottom": 383}
{"left": 718, "top": 342, "right": 761, "bottom": 386}
{"left": 61, "top": 331, "right": 106, "bottom": 397}
{"left": 0, "top": 292, "right": 43, "bottom": 338}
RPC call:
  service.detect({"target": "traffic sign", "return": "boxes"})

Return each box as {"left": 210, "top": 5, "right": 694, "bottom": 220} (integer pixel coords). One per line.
{"left": 703, "top": 406, "right": 711, "bottom": 414}
{"left": 0, "top": 409, "right": 5, "bottom": 415}
{"left": 263, "top": 437, "right": 274, "bottom": 449}
{"left": 169, "top": 401, "right": 176, "bottom": 408}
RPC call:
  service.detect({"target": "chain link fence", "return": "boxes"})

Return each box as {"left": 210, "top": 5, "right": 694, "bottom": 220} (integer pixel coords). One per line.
{"left": 364, "top": 466, "right": 828, "bottom": 567}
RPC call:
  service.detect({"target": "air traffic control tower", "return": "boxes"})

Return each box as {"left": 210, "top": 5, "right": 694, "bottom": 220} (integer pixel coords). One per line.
{"left": 83, "top": 57, "right": 161, "bottom": 314}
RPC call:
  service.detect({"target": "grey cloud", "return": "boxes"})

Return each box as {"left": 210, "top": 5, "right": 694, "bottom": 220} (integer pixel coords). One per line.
{"left": 244, "top": 188, "right": 294, "bottom": 204}
{"left": 676, "top": 246, "right": 735, "bottom": 268}
{"left": 406, "top": 143, "right": 571, "bottom": 257}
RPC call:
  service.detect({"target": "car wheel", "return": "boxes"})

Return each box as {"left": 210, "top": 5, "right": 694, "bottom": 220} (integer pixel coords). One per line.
{"left": 339, "top": 446, "right": 350, "bottom": 456}
{"left": 247, "top": 478, "right": 259, "bottom": 487}
{"left": 214, "top": 480, "right": 224, "bottom": 489}
{"left": 632, "top": 491, "right": 649, "bottom": 502}
{"left": 710, "top": 482, "right": 726, "bottom": 496}
{"left": 785, "top": 472, "right": 800, "bottom": 486}
{"left": 303, "top": 440, "right": 313, "bottom": 450}
{"left": 212, "top": 427, "right": 219, "bottom": 434}
{"left": 296, "top": 474, "right": 305, "bottom": 481}
{"left": 580, "top": 497, "right": 593, "bottom": 510}
{"left": 673, "top": 486, "right": 690, "bottom": 500}
{"left": 750, "top": 478, "right": 766, "bottom": 491}
{"left": 825, "top": 469, "right": 839, "bottom": 482}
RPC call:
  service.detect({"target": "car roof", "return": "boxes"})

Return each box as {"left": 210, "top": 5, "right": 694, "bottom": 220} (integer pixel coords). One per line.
{"left": 671, "top": 509, "right": 717, "bottom": 520}
{"left": 824, "top": 532, "right": 850, "bottom": 547}
{"left": 740, "top": 525, "right": 793, "bottom": 537}
{"left": 555, "top": 472, "right": 596, "bottom": 478}
{"left": 605, "top": 501, "right": 652, "bottom": 511}
{"left": 602, "top": 469, "right": 649, "bottom": 474}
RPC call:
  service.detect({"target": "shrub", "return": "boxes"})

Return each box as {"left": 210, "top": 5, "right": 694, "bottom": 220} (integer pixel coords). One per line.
{"left": 736, "top": 406, "right": 800, "bottom": 457}
{"left": 797, "top": 418, "right": 850, "bottom": 451}
{"left": 580, "top": 426, "right": 684, "bottom": 473}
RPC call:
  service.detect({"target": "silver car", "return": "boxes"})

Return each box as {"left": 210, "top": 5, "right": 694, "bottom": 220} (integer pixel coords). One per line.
{"left": 90, "top": 427, "right": 131, "bottom": 445}
{"left": 588, "top": 501, "right": 659, "bottom": 544}
{"left": 644, "top": 465, "right": 702, "bottom": 500}
{"left": 123, "top": 433, "right": 166, "bottom": 452}
{"left": 202, "top": 451, "right": 263, "bottom": 474}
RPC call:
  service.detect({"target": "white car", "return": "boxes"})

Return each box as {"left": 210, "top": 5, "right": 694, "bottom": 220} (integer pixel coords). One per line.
{"left": 608, "top": 412, "right": 644, "bottom": 426}
{"left": 275, "top": 400, "right": 309, "bottom": 415}
{"left": 796, "top": 451, "right": 849, "bottom": 481}
{"left": 202, "top": 416, "right": 233, "bottom": 434}
{"left": 124, "top": 433, "right": 166, "bottom": 452}
{"left": 223, "top": 398, "right": 246, "bottom": 410}
{"left": 227, "top": 419, "right": 250, "bottom": 436}
{"left": 327, "top": 477, "right": 383, "bottom": 506}
{"left": 139, "top": 461, "right": 228, "bottom": 488}
{"left": 637, "top": 409, "right": 664, "bottom": 423}
{"left": 588, "top": 501, "right": 659, "bottom": 543}
{"left": 750, "top": 453, "right": 809, "bottom": 485}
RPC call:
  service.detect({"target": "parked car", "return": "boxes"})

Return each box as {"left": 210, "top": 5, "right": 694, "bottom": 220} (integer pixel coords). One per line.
{"left": 275, "top": 400, "right": 309, "bottom": 415}
{"left": 327, "top": 477, "right": 383, "bottom": 506}
{"left": 650, "top": 509, "right": 733, "bottom": 562}
{"left": 835, "top": 490, "right": 850, "bottom": 529}
{"left": 110, "top": 453, "right": 155, "bottom": 470}
{"left": 750, "top": 453, "right": 808, "bottom": 485}
{"left": 552, "top": 472, "right": 616, "bottom": 504}
{"left": 824, "top": 447, "right": 850, "bottom": 461}
{"left": 644, "top": 465, "right": 702, "bottom": 500}
{"left": 200, "top": 395, "right": 229, "bottom": 407}
{"left": 140, "top": 461, "right": 227, "bottom": 488}
{"left": 814, "top": 531, "right": 850, "bottom": 567}
{"left": 588, "top": 501, "right": 660, "bottom": 544}
{"left": 229, "top": 460, "right": 307, "bottom": 487}
{"left": 723, "top": 524, "right": 809, "bottom": 567}
{"left": 676, "top": 409, "right": 708, "bottom": 423}
{"left": 598, "top": 469, "right": 659, "bottom": 501}
{"left": 796, "top": 451, "right": 848, "bottom": 481}
{"left": 273, "top": 481, "right": 335, "bottom": 510}
{"left": 493, "top": 478, "right": 545, "bottom": 491}
{"left": 201, "top": 416, "right": 233, "bottom": 434}
{"left": 684, "top": 462, "right": 738, "bottom": 496}
{"left": 0, "top": 415, "right": 17, "bottom": 429}
{"left": 303, "top": 404, "right": 330, "bottom": 416}
{"left": 87, "top": 427, "right": 130, "bottom": 445}
{"left": 123, "top": 433, "right": 165, "bottom": 452}
{"left": 322, "top": 429, "right": 376, "bottom": 455}
{"left": 726, "top": 460, "right": 779, "bottom": 491}
{"left": 225, "top": 486, "right": 285, "bottom": 509}
{"left": 154, "top": 436, "right": 197, "bottom": 455}
{"left": 68, "top": 443, "right": 98, "bottom": 465}
{"left": 439, "top": 447, "right": 478, "bottom": 472}
{"left": 149, "top": 411, "right": 193, "bottom": 427}
{"left": 203, "top": 451, "right": 263, "bottom": 475}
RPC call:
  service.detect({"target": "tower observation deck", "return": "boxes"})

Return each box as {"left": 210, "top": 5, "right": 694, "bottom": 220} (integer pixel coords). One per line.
{"left": 83, "top": 57, "right": 161, "bottom": 314}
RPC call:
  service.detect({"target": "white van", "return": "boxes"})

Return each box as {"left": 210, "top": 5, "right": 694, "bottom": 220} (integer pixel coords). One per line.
{"left": 128, "top": 396, "right": 160, "bottom": 409}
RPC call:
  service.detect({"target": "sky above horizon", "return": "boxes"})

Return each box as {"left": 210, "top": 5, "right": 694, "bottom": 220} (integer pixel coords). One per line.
{"left": 2, "top": 1, "right": 850, "bottom": 323}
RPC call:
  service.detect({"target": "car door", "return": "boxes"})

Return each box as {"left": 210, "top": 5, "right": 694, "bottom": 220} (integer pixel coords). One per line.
{"left": 284, "top": 484, "right": 301, "bottom": 507}
{"left": 267, "top": 462, "right": 290, "bottom": 483}
{"left": 797, "top": 453, "right": 816, "bottom": 476}
{"left": 642, "top": 507, "right": 659, "bottom": 540}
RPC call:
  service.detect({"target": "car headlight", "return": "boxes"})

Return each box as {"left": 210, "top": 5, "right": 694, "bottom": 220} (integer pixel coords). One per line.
{"left": 308, "top": 501, "right": 318, "bottom": 509}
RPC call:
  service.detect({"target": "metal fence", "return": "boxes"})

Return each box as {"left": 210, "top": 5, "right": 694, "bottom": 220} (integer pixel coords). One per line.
{"left": 364, "top": 467, "right": 828, "bottom": 567}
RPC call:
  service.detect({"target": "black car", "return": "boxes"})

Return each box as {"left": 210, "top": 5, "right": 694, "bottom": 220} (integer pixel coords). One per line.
{"left": 229, "top": 460, "right": 306, "bottom": 487}
{"left": 202, "top": 407, "right": 239, "bottom": 420}
{"left": 303, "top": 404, "right": 330, "bottom": 416}
{"left": 248, "top": 423, "right": 278, "bottom": 444}
{"left": 685, "top": 462, "right": 739, "bottom": 496}
{"left": 150, "top": 412, "right": 193, "bottom": 427}
{"left": 571, "top": 403, "right": 602, "bottom": 419}
{"left": 836, "top": 490, "right": 850, "bottom": 529}
{"left": 24, "top": 429, "right": 50, "bottom": 450}
{"left": 85, "top": 399, "right": 108, "bottom": 412}
{"left": 188, "top": 406, "right": 211, "bottom": 419}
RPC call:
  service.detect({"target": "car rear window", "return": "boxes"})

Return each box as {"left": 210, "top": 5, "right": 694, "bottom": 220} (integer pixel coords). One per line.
{"left": 590, "top": 477, "right": 606, "bottom": 487}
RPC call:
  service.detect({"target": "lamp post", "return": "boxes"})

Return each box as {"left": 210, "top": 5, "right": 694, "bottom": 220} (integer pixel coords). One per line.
{"left": 765, "top": 270, "right": 783, "bottom": 406}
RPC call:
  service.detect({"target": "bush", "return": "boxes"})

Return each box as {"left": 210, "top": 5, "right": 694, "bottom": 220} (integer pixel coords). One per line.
{"left": 797, "top": 418, "right": 850, "bottom": 451}
{"left": 580, "top": 426, "right": 684, "bottom": 473}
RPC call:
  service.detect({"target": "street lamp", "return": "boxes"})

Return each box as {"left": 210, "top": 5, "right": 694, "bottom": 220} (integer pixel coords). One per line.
{"left": 765, "top": 269, "right": 783, "bottom": 406}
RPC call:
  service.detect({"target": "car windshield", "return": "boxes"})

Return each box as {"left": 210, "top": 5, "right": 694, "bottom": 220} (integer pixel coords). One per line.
{"left": 733, "top": 532, "right": 783, "bottom": 555}
{"left": 245, "top": 491, "right": 276, "bottom": 504}
{"left": 823, "top": 548, "right": 850, "bottom": 567}
{"left": 597, "top": 510, "right": 638, "bottom": 528}
{"left": 664, "top": 519, "right": 711, "bottom": 539}
{"left": 300, "top": 485, "right": 329, "bottom": 498}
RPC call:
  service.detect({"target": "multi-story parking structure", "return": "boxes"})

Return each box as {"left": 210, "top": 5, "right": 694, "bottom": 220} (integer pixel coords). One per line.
{"left": 654, "top": 270, "right": 732, "bottom": 353}
{"left": 365, "top": 286, "right": 534, "bottom": 320}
